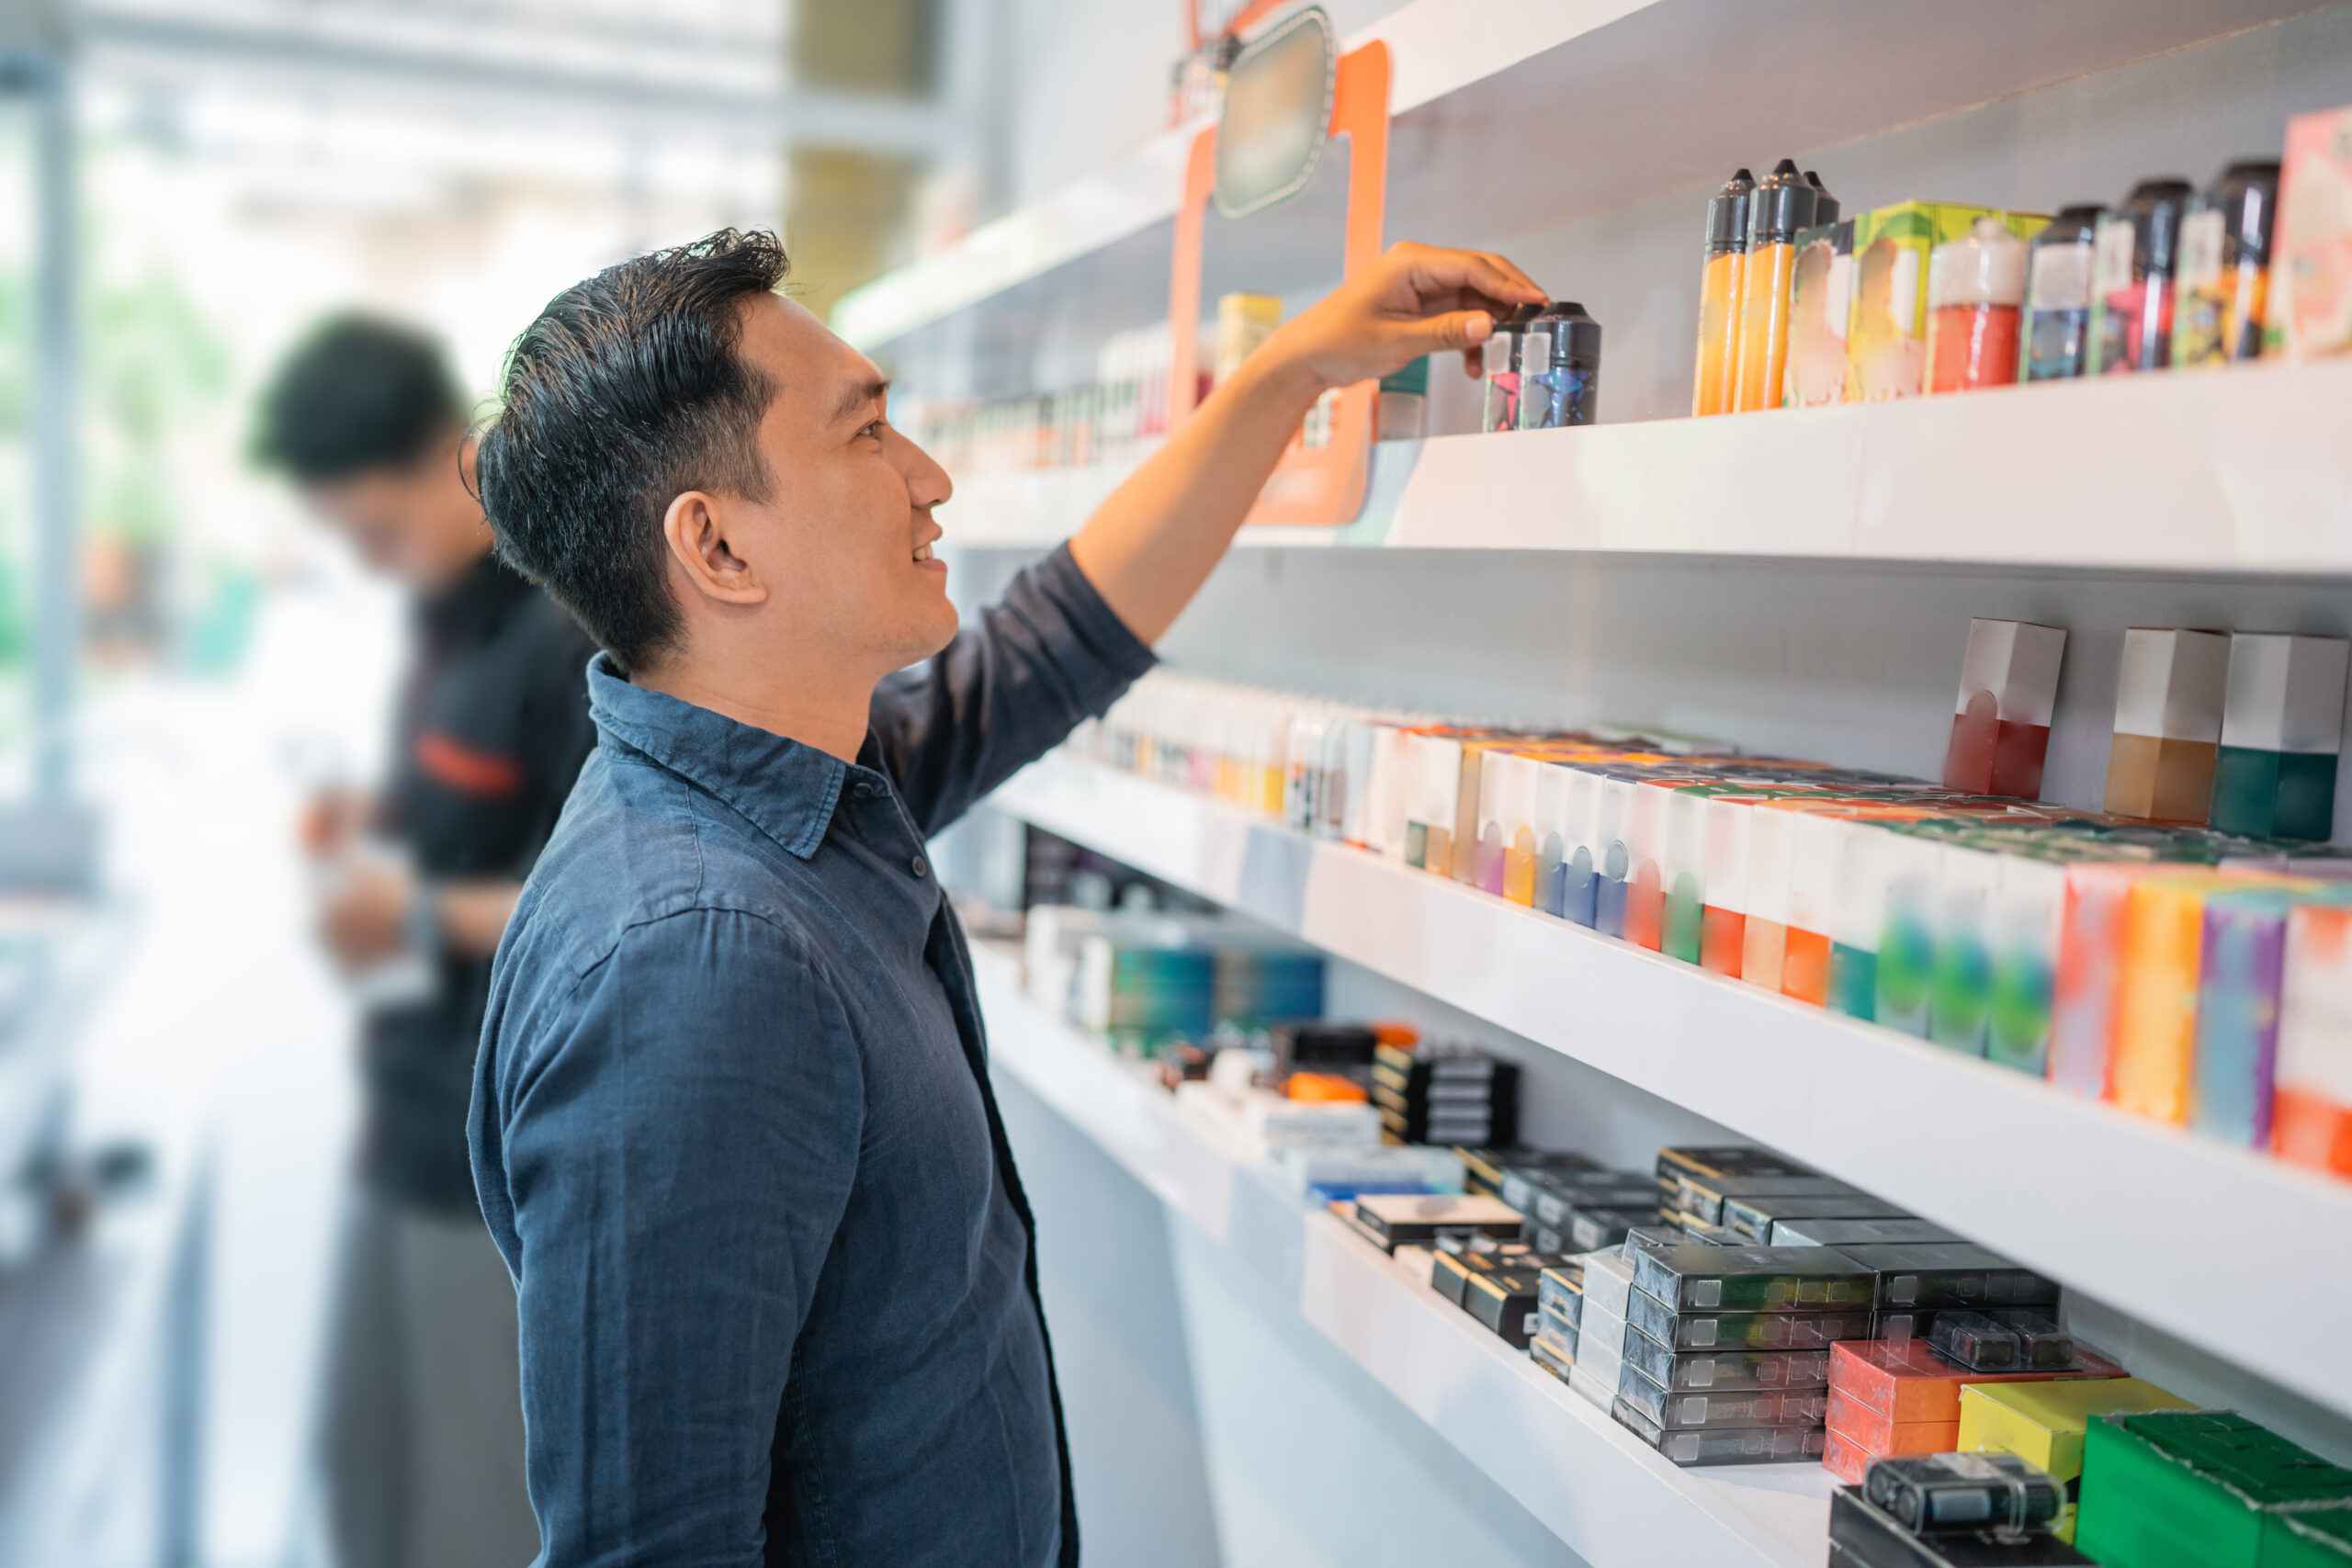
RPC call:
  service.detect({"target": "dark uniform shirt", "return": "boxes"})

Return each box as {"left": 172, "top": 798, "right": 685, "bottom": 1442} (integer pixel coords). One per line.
{"left": 368, "top": 550, "right": 594, "bottom": 1212}
{"left": 469, "top": 545, "right": 1154, "bottom": 1567}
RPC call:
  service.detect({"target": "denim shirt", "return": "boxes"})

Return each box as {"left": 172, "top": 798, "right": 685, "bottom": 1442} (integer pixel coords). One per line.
{"left": 469, "top": 545, "right": 1153, "bottom": 1567}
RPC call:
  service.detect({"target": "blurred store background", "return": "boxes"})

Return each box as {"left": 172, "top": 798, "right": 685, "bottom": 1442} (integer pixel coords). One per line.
{"left": 0, "top": 2, "right": 1329, "bottom": 1563}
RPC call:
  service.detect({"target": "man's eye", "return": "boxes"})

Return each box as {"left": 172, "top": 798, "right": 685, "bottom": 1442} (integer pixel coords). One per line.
{"left": 858, "top": 419, "right": 887, "bottom": 442}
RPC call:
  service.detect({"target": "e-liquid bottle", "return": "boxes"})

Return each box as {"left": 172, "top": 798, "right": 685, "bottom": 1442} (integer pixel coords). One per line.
{"left": 1804, "top": 170, "right": 1839, "bottom": 225}
{"left": 2172, "top": 159, "right": 2282, "bottom": 368}
{"left": 1481, "top": 304, "right": 1538, "bottom": 434}
{"left": 2021, "top": 205, "right": 2103, "bottom": 381}
{"left": 1731, "top": 160, "right": 1819, "bottom": 412}
{"left": 1926, "top": 216, "right": 2029, "bottom": 394}
{"left": 1690, "top": 168, "right": 1754, "bottom": 418}
{"left": 2088, "top": 177, "right": 2194, "bottom": 374}
{"left": 1517, "top": 301, "right": 1603, "bottom": 430}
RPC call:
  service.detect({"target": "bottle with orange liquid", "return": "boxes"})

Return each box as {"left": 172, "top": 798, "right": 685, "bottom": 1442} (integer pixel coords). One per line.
{"left": 1690, "top": 167, "right": 1754, "bottom": 416}
{"left": 1731, "top": 160, "right": 1819, "bottom": 412}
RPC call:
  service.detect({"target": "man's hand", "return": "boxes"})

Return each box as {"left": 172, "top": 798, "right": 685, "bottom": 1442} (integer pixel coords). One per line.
{"left": 1263, "top": 241, "right": 1546, "bottom": 392}
{"left": 319, "top": 858, "right": 415, "bottom": 971}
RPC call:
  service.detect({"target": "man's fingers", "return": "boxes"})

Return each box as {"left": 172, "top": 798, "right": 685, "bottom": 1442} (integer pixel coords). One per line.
{"left": 1397, "top": 244, "right": 1544, "bottom": 312}
{"left": 1409, "top": 309, "right": 1495, "bottom": 356}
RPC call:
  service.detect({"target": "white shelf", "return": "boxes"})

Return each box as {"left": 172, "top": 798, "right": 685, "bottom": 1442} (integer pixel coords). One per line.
{"left": 989, "top": 756, "right": 2352, "bottom": 1417}
{"left": 938, "top": 358, "right": 2352, "bottom": 571}
{"left": 973, "top": 942, "right": 1835, "bottom": 1568}
{"left": 835, "top": 0, "right": 2324, "bottom": 355}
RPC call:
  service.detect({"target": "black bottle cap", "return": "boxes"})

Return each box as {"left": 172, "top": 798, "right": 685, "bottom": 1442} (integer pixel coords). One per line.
{"left": 1524, "top": 299, "right": 1602, "bottom": 364}
{"left": 1487, "top": 301, "right": 1542, "bottom": 370}
{"left": 2120, "top": 176, "right": 2196, "bottom": 273}
{"left": 1703, "top": 167, "right": 1756, "bottom": 254}
{"left": 1804, "top": 170, "right": 1838, "bottom": 226}
{"left": 1747, "top": 159, "right": 1819, "bottom": 247}
{"left": 2207, "top": 159, "right": 2285, "bottom": 257}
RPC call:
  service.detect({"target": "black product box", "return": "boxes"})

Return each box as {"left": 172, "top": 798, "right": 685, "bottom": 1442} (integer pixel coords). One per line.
{"left": 1351, "top": 1193, "right": 1522, "bottom": 1253}
{"left": 1611, "top": 1397, "right": 1828, "bottom": 1467}
{"left": 1865, "top": 1453, "right": 2064, "bottom": 1535}
{"left": 1568, "top": 1206, "right": 1661, "bottom": 1253}
{"left": 1615, "top": 1364, "right": 1832, "bottom": 1430}
{"left": 1628, "top": 1288, "right": 1875, "bottom": 1352}
{"left": 1537, "top": 1261, "right": 1584, "bottom": 1327}
{"left": 1656, "top": 1145, "right": 1814, "bottom": 1200}
{"left": 1531, "top": 1175, "right": 1664, "bottom": 1228}
{"left": 1723, "top": 1190, "right": 1915, "bottom": 1239}
{"left": 1829, "top": 1488, "right": 2094, "bottom": 1567}
{"left": 1272, "top": 1021, "right": 1378, "bottom": 1078}
{"left": 1838, "top": 1245, "right": 2062, "bottom": 1311}
{"left": 1496, "top": 1156, "right": 1609, "bottom": 1213}
{"left": 1430, "top": 1248, "right": 1503, "bottom": 1309}
{"left": 1537, "top": 1299, "right": 1577, "bottom": 1350}
{"left": 1630, "top": 1242, "right": 1877, "bottom": 1313}
{"left": 1530, "top": 1330, "right": 1576, "bottom": 1386}
{"left": 1433, "top": 1229, "right": 1525, "bottom": 1259}
{"left": 1675, "top": 1174, "right": 1862, "bottom": 1226}
{"left": 1620, "top": 1332, "right": 1831, "bottom": 1393}
{"left": 1464, "top": 1265, "right": 1544, "bottom": 1348}
{"left": 1673, "top": 1219, "right": 1750, "bottom": 1246}
{"left": 1770, "top": 1216, "right": 1962, "bottom": 1248}
{"left": 1528, "top": 1224, "right": 1567, "bottom": 1254}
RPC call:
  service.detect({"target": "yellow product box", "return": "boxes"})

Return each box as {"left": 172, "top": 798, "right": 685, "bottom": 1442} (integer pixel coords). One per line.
{"left": 1958, "top": 1375, "right": 2194, "bottom": 1541}
{"left": 1847, "top": 202, "right": 2049, "bottom": 400}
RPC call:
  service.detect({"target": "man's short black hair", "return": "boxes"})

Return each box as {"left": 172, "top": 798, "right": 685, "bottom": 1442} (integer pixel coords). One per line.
{"left": 254, "top": 312, "right": 465, "bottom": 483}
{"left": 475, "top": 228, "right": 789, "bottom": 674}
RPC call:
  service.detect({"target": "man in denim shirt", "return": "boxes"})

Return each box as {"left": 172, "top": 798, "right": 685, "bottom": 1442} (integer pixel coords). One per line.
{"left": 469, "top": 229, "right": 1540, "bottom": 1566}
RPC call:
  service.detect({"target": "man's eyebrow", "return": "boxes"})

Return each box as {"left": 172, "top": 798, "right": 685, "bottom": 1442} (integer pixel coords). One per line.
{"left": 832, "top": 377, "right": 890, "bottom": 424}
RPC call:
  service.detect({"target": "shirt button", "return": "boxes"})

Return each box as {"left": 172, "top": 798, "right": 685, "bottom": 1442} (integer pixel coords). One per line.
{"left": 854, "top": 780, "right": 880, "bottom": 799}
{"left": 910, "top": 854, "right": 929, "bottom": 878}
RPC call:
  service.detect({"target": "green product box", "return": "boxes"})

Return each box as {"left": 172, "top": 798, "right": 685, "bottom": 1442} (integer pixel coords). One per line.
{"left": 1846, "top": 202, "right": 2050, "bottom": 401}
{"left": 2267, "top": 1506, "right": 2352, "bottom": 1568}
{"left": 2077, "top": 1412, "right": 2352, "bottom": 1568}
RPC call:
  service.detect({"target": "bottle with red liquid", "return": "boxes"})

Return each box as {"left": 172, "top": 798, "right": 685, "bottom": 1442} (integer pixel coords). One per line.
{"left": 2088, "top": 177, "right": 2194, "bottom": 374}
{"left": 1926, "top": 217, "right": 2029, "bottom": 394}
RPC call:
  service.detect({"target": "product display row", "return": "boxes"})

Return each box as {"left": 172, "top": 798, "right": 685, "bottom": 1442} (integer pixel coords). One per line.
{"left": 1067, "top": 664, "right": 2352, "bottom": 1182}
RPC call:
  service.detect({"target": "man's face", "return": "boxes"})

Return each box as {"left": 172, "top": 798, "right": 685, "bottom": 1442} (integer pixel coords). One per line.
{"left": 726, "top": 296, "right": 956, "bottom": 673}
{"left": 302, "top": 440, "right": 488, "bottom": 593}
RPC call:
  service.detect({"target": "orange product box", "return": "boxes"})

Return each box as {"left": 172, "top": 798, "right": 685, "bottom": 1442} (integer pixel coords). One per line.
{"left": 1828, "top": 1339, "right": 2124, "bottom": 1428}
{"left": 1827, "top": 1386, "right": 1961, "bottom": 1456}
{"left": 2110, "top": 872, "right": 2313, "bottom": 1122}
{"left": 1824, "top": 1425, "right": 1875, "bottom": 1485}
{"left": 2277, "top": 899, "right": 2352, "bottom": 1177}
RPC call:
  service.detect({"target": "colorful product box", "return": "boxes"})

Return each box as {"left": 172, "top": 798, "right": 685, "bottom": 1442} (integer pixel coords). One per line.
{"left": 1945, "top": 619, "right": 2067, "bottom": 801}
{"left": 2106, "top": 628, "right": 2233, "bottom": 824}
{"left": 1848, "top": 203, "right": 2028, "bottom": 400}
{"left": 1958, "top": 1378, "right": 2194, "bottom": 1544}
{"left": 2075, "top": 1410, "right": 2352, "bottom": 1567}
{"left": 2267, "top": 103, "right": 2352, "bottom": 359}
{"left": 1832, "top": 1339, "right": 2122, "bottom": 1430}
{"left": 2211, "top": 633, "right": 2348, "bottom": 842}
{"left": 2267, "top": 1507, "right": 2352, "bottom": 1568}
{"left": 2275, "top": 900, "right": 2352, "bottom": 1177}
{"left": 1699, "top": 795, "right": 1754, "bottom": 978}
{"left": 2193, "top": 886, "right": 2347, "bottom": 1147}
{"left": 1786, "top": 218, "right": 1856, "bottom": 407}
{"left": 1742, "top": 801, "right": 1806, "bottom": 993}
{"left": 1987, "top": 852, "right": 2072, "bottom": 1075}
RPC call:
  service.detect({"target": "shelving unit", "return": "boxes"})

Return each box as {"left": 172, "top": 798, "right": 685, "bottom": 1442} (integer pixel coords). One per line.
{"left": 941, "top": 359, "right": 2352, "bottom": 567}
{"left": 974, "top": 942, "right": 1835, "bottom": 1568}
{"left": 989, "top": 754, "right": 2352, "bottom": 1420}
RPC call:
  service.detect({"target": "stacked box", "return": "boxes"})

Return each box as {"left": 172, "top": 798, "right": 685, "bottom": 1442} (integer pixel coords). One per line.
{"left": 1372, "top": 1041, "right": 1519, "bottom": 1147}
{"left": 1773, "top": 1217, "right": 1964, "bottom": 1248}
{"left": 1724, "top": 1190, "right": 1914, "bottom": 1241}
{"left": 1517, "top": 1168, "right": 1661, "bottom": 1254}
{"left": 1958, "top": 1376, "right": 2194, "bottom": 1542}
{"left": 1611, "top": 1243, "right": 1873, "bottom": 1465}
{"left": 1489, "top": 1151, "right": 1602, "bottom": 1211}
{"left": 1343, "top": 1192, "right": 1521, "bottom": 1254}
{"left": 1823, "top": 1338, "right": 2126, "bottom": 1486}
{"left": 1830, "top": 1486, "right": 2098, "bottom": 1567}
{"left": 2076, "top": 1410, "right": 2352, "bottom": 1567}
{"left": 1569, "top": 1248, "right": 1635, "bottom": 1413}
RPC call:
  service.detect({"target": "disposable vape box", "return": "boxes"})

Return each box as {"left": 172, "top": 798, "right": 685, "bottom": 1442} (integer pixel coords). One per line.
{"left": 2076, "top": 1410, "right": 2352, "bottom": 1568}
{"left": 1831, "top": 1339, "right": 2122, "bottom": 1428}
{"left": 1945, "top": 620, "right": 2067, "bottom": 801}
{"left": 2107, "top": 628, "right": 2232, "bottom": 823}
{"left": 1621, "top": 780, "right": 1672, "bottom": 948}
{"left": 1657, "top": 1144, "right": 1815, "bottom": 1199}
{"left": 1839, "top": 1244, "right": 2061, "bottom": 1310}
{"left": 1567, "top": 1207, "right": 1659, "bottom": 1253}
{"left": 2267, "top": 102, "right": 2352, "bottom": 360}
{"left": 1618, "top": 1364, "right": 1830, "bottom": 1430}
{"left": 1661, "top": 788, "right": 1714, "bottom": 963}
{"left": 1577, "top": 1305, "right": 1628, "bottom": 1395}
{"left": 1930, "top": 843, "right": 2008, "bottom": 1055}
{"left": 1351, "top": 1193, "right": 1522, "bottom": 1253}
{"left": 2194, "top": 887, "right": 2340, "bottom": 1147}
{"left": 1632, "top": 1241, "right": 1878, "bottom": 1312}
{"left": 1831, "top": 1487, "right": 2098, "bottom": 1567}
{"left": 1580, "top": 1247, "right": 1637, "bottom": 1322}
{"left": 1537, "top": 1299, "right": 1578, "bottom": 1351}
{"left": 1530, "top": 1330, "right": 1577, "bottom": 1387}
{"left": 1629, "top": 1289, "right": 1875, "bottom": 1351}
{"left": 1530, "top": 1175, "right": 1662, "bottom": 1227}
{"left": 2276, "top": 900, "right": 2352, "bottom": 1177}
{"left": 1774, "top": 1217, "right": 1964, "bottom": 1248}
{"left": 1611, "top": 1398, "right": 1828, "bottom": 1467}
{"left": 1487, "top": 1149, "right": 1599, "bottom": 1206}
{"left": 1825, "top": 1427, "right": 1874, "bottom": 1487}
{"left": 1530, "top": 758, "right": 1574, "bottom": 915}
{"left": 1724, "top": 1191, "right": 1912, "bottom": 1240}
{"left": 1958, "top": 1377, "right": 2194, "bottom": 1541}
{"left": 1864, "top": 1451, "right": 2064, "bottom": 1536}
{"left": 1406, "top": 735, "right": 1463, "bottom": 876}
{"left": 1623, "top": 1333, "right": 1832, "bottom": 1393}
{"left": 1568, "top": 1359, "right": 1617, "bottom": 1412}
{"left": 2213, "top": 633, "right": 2349, "bottom": 840}
{"left": 2052, "top": 862, "right": 2172, "bottom": 1100}
{"left": 1672, "top": 1175, "right": 1860, "bottom": 1227}
{"left": 1743, "top": 803, "right": 1802, "bottom": 991}
{"left": 1430, "top": 1248, "right": 1508, "bottom": 1309}
{"left": 1987, "top": 852, "right": 2071, "bottom": 1076}
{"left": 1787, "top": 217, "right": 1858, "bottom": 407}
{"left": 1827, "top": 1385, "right": 1961, "bottom": 1456}
{"left": 1464, "top": 1265, "right": 1545, "bottom": 1348}
{"left": 1848, "top": 202, "right": 2009, "bottom": 400}
{"left": 1555, "top": 763, "right": 1607, "bottom": 925}
{"left": 2267, "top": 1506, "right": 2352, "bottom": 1568}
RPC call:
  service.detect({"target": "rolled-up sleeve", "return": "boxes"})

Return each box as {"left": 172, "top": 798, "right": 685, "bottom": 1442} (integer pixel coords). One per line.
{"left": 870, "top": 541, "right": 1156, "bottom": 837}
{"left": 489, "top": 908, "right": 861, "bottom": 1567}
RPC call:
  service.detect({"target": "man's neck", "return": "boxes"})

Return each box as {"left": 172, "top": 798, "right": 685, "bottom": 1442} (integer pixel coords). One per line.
{"left": 633, "top": 656, "right": 875, "bottom": 764}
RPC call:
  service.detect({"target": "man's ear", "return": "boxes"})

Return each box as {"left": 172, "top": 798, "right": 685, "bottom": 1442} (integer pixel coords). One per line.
{"left": 662, "top": 491, "right": 769, "bottom": 607}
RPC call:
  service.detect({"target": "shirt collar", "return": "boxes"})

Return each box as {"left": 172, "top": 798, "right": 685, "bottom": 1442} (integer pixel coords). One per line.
{"left": 585, "top": 652, "right": 854, "bottom": 861}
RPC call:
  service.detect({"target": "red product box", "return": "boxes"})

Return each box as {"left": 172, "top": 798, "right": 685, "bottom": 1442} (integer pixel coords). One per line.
{"left": 1826, "top": 1386, "right": 1961, "bottom": 1455}
{"left": 1826, "top": 1338, "right": 2122, "bottom": 1427}
{"left": 1823, "top": 1426, "right": 1873, "bottom": 1486}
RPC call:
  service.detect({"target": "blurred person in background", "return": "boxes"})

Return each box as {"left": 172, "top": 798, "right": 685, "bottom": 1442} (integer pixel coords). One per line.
{"left": 470, "top": 230, "right": 1539, "bottom": 1565}
{"left": 254, "top": 315, "right": 594, "bottom": 1568}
